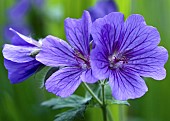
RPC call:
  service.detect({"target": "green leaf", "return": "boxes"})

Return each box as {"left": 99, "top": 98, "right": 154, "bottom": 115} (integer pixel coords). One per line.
{"left": 106, "top": 99, "right": 130, "bottom": 106}
{"left": 44, "top": 67, "right": 60, "bottom": 81}
{"left": 42, "top": 95, "right": 91, "bottom": 121}
{"left": 104, "top": 83, "right": 130, "bottom": 106}
{"left": 104, "top": 83, "right": 113, "bottom": 100}
{"left": 35, "top": 64, "right": 45, "bottom": 74}
{"left": 41, "top": 95, "right": 90, "bottom": 110}
{"left": 85, "top": 82, "right": 101, "bottom": 98}
{"left": 40, "top": 67, "right": 60, "bottom": 88}
{"left": 84, "top": 83, "right": 101, "bottom": 107}
{"left": 54, "top": 106, "right": 86, "bottom": 121}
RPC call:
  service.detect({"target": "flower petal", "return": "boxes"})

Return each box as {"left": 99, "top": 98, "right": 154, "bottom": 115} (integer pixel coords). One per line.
{"left": 80, "top": 69, "right": 98, "bottom": 83}
{"left": 64, "top": 11, "right": 91, "bottom": 57}
{"left": 109, "top": 69, "right": 148, "bottom": 100}
{"left": 8, "top": 0, "right": 30, "bottom": 21}
{"left": 88, "top": 0, "right": 118, "bottom": 22}
{"left": 4, "top": 59, "right": 41, "bottom": 84}
{"left": 3, "top": 44, "right": 37, "bottom": 63}
{"left": 119, "top": 14, "right": 160, "bottom": 53}
{"left": 36, "top": 35, "right": 78, "bottom": 67}
{"left": 91, "top": 12, "right": 124, "bottom": 54}
{"left": 90, "top": 46, "right": 110, "bottom": 80}
{"left": 9, "top": 28, "right": 41, "bottom": 47}
{"left": 45, "top": 67, "right": 83, "bottom": 97}
{"left": 4, "top": 25, "right": 30, "bottom": 43}
{"left": 126, "top": 46, "right": 168, "bottom": 80}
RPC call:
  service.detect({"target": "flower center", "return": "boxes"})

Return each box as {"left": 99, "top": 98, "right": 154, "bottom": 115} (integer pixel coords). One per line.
{"left": 74, "top": 50, "right": 90, "bottom": 69}
{"left": 108, "top": 54, "right": 128, "bottom": 69}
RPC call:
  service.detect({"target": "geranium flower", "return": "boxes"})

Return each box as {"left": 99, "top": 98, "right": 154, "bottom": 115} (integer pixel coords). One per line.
{"left": 4, "top": 0, "right": 44, "bottom": 41}
{"left": 8, "top": 0, "right": 44, "bottom": 22}
{"left": 90, "top": 12, "right": 168, "bottom": 100}
{"left": 36, "top": 11, "right": 97, "bottom": 97}
{"left": 2, "top": 28, "right": 43, "bottom": 84}
{"left": 88, "top": 0, "right": 118, "bottom": 22}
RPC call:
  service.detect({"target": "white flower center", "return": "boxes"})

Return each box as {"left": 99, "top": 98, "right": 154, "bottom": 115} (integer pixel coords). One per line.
{"left": 108, "top": 54, "right": 127, "bottom": 69}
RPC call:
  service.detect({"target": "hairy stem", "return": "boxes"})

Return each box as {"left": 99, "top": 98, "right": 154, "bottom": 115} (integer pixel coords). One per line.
{"left": 101, "top": 82, "right": 107, "bottom": 121}
{"left": 83, "top": 82, "right": 115, "bottom": 121}
{"left": 82, "top": 82, "right": 102, "bottom": 106}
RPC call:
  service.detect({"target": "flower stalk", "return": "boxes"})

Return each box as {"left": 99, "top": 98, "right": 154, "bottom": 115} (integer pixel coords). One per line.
{"left": 83, "top": 82, "right": 114, "bottom": 121}
{"left": 82, "top": 82, "right": 102, "bottom": 106}
{"left": 101, "top": 82, "right": 107, "bottom": 121}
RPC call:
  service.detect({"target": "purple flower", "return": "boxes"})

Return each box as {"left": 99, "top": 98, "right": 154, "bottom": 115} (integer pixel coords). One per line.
{"left": 90, "top": 12, "right": 168, "bottom": 100}
{"left": 2, "top": 28, "right": 43, "bottom": 84}
{"left": 8, "top": 0, "right": 44, "bottom": 22}
{"left": 4, "top": 24, "right": 31, "bottom": 42}
{"left": 8, "top": 0, "right": 30, "bottom": 22}
{"left": 36, "top": 11, "right": 97, "bottom": 97}
{"left": 4, "top": 0, "right": 44, "bottom": 41}
{"left": 88, "top": 0, "right": 118, "bottom": 22}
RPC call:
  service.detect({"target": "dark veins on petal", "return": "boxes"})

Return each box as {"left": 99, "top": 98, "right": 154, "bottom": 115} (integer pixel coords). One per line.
{"left": 74, "top": 49, "right": 91, "bottom": 70}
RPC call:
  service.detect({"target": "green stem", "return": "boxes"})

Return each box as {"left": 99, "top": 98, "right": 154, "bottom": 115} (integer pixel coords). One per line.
{"left": 102, "top": 106, "right": 107, "bottom": 121}
{"left": 101, "top": 83, "right": 107, "bottom": 121}
{"left": 83, "top": 82, "right": 114, "bottom": 121}
{"left": 82, "top": 82, "right": 102, "bottom": 106}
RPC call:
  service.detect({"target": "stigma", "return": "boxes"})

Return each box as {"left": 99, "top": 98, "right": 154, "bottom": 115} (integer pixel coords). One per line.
{"left": 108, "top": 53, "right": 128, "bottom": 69}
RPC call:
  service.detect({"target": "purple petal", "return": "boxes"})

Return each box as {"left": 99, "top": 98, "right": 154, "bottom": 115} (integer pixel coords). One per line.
{"left": 8, "top": 0, "right": 30, "bottom": 22}
{"left": 45, "top": 67, "right": 83, "bottom": 97}
{"left": 126, "top": 46, "right": 168, "bottom": 80}
{"left": 91, "top": 12, "right": 124, "bottom": 54}
{"left": 119, "top": 14, "right": 160, "bottom": 53}
{"left": 88, "top": 0, "right": 118, "bottom": 22}
{"left": 4, "top": 59, "right": 41, "bottom": 84}
{"left": 33, "top": 0, "right": 44, "bottom": 8}
{"left": 3, "top": 44, "right": 38, "bottom": 63}
{"left": 125, "top": 14, "right": 146, "bottom": 28}
{"left": 109, "top": 69, "right": 148, "bottom": 100}
{"left": 90, "top": 46, "right": 110, "bottom": 80}
{"left": 80, "top": 69, "right": 98, "bottom": 83}
{"left": 9, "top": 28, "right": 41, "bottom": 47}
{"left": 36, "top": 35, "right": 78, "bottom": 67}
{"left": 3, "top": 24, "right": 30, "bottom": 43}
{"left": 64, "top": 11, "right": 91, "bottom": 57}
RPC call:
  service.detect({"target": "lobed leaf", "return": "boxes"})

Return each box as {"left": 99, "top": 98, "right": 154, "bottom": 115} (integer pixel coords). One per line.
{"left": 41, "top": 95, "right": 90, "bottom": 110}
{"left": 54, "top": 106, "right": 86, "bottom": 121}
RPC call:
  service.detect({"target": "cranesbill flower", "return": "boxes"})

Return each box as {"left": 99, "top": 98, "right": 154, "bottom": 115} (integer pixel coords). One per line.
{"left": 2, "top": 28, "right": 43, "bottom": 84}
{"left": 88, "top": 0, "right": 118, "bottom": 22}
{"left": 8, "top": 0, "right": 30, "bottom": 22}
{"left": 8, "top": 0, "right": 44, "bottom": 22}
{"left": 4, "top": 0, "right": 44, "bottom": 41}
{"left": 36, "top": 11, "right": 97, "bottom": 97}
{"left": 90, "top": 12, "right": 168, "bottom": 100}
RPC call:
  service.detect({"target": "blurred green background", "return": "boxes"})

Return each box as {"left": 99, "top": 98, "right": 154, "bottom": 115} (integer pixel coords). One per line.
{"left": 0, "top": 0, "right": 169, "bottom": 121}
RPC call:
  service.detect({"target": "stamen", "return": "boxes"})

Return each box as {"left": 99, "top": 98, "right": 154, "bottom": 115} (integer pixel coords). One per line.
{"left": 108, "top": 54, "right": 128, "bottom": 69}
{"left": 74, "top": 49, "right": 90, "bottom": 69}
